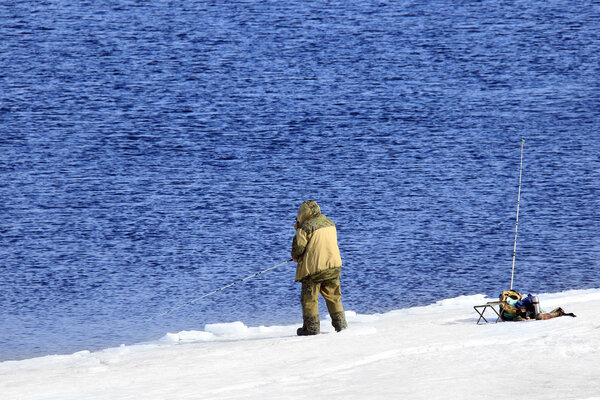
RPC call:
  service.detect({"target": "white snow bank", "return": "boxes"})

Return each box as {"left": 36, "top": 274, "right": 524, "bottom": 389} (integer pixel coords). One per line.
{"left": 159, "top": 310, "right": 364, "bottom": 344}
{"left": 159, "top": 321, "right": 289, "bottom": 344}
{"left": 2, "top": 289, "right": 600, "bottom": 400}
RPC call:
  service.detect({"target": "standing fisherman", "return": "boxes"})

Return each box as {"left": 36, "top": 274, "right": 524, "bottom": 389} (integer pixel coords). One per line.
{"left": 291, "top": 200, "right": 347, "bottom": 335}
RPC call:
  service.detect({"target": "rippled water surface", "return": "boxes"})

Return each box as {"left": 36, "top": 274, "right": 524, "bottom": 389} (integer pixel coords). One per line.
{"left": 1, "top": 0, "right": 599, "bottom": 360}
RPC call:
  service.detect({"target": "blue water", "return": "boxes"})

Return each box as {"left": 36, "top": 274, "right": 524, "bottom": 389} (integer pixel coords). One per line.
{"left": 1, "top": 0, "right": 599, "bottom": 361}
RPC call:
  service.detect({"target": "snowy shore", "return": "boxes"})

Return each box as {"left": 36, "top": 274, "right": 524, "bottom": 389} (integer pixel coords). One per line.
{"left": 2, "top": 289, "right": 600, "bottom": 400}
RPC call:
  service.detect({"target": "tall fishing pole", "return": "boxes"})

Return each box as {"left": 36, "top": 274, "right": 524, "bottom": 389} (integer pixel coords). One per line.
{"left": 510, "top": 138, "right": 525, "bottom": 290}
{"left": 149, "top": 258, "right": 293, "bottom": 320}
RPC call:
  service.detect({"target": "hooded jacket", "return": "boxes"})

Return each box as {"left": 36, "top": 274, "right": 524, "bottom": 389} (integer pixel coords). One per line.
{"left": 291, "top": 200, "right": 342, "bottom": 282}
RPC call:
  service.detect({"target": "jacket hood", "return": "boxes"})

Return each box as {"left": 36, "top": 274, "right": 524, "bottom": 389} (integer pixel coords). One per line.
{"left": 295, "top": 200, "right": 321, "bottom": 228}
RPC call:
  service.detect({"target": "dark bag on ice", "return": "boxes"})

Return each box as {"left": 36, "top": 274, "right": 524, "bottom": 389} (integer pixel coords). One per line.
{"left": 515, "top": 293, "right": 539, "bottom": 319}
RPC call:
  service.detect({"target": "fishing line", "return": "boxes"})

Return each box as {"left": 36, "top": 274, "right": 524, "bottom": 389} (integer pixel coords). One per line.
{"left": 510, "top": 138, "right": 525, "bottom": 290}
{"left": 149, "top": 258, "right": 294, "bottom": 320}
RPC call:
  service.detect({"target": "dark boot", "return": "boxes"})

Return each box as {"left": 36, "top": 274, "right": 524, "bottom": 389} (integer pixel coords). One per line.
{"left": 331, "top": 311, "right": 347, "bottom": 332}
{"left": 297, "top": 315, "right": 320, "bottom": 336}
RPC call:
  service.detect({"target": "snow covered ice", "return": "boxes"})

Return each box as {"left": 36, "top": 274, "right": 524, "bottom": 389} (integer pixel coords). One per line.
{"left": 2, "top": 289, "right": 600, "bottom": 400}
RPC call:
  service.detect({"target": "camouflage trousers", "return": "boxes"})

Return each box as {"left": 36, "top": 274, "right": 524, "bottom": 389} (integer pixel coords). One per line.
{"left": 301, "top": 275, "right": 347, "bottom": 333}
{"left": 536, "top": 307, "right": 576, "bottom": 320}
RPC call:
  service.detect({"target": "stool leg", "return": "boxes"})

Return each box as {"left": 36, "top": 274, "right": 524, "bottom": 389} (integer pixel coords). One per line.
{"left": 474, "top": 306, "right": 489, "bottom": 324}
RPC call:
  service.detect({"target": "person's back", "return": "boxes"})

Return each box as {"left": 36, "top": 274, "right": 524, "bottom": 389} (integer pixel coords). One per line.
{"left": 293, "top": 211, "right": 342, "bottom": 282}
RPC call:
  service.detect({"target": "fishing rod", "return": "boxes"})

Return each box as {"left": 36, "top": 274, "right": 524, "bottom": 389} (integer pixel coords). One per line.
{"left": 149, "top": 258, "right": 294, "bottom": 320}
{"left": 510, "top": 138, "right": 525, "bottom": 290}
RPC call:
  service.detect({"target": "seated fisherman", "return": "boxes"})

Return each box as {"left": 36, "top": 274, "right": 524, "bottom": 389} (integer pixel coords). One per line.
{"left": 499, "top": 290, "right": 576, "bottom": 321}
